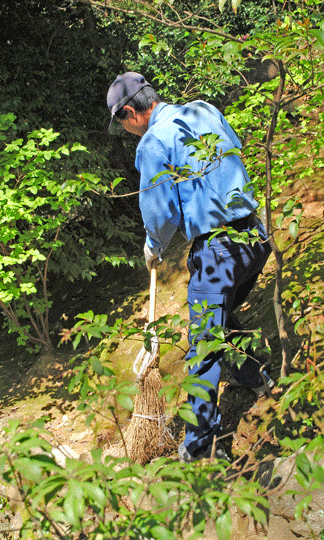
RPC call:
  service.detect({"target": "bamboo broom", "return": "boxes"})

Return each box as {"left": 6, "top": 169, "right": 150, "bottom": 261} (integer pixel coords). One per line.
{"left": 118, "top": 259, "right": 176, "bottom": 464}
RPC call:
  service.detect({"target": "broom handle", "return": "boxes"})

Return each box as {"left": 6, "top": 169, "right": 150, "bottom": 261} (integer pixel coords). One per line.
{"left": 149, "top": 259, "right": 158, "bottom": 323}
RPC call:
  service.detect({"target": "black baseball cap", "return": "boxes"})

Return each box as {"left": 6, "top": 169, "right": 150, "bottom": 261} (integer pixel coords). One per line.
{"left": 107, "top": 72, "right": 152, "bottom": 134}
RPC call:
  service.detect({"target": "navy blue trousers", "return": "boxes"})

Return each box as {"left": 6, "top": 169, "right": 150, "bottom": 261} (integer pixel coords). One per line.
{"left": 184, "top": 215, "right": 272, "bottom": 456}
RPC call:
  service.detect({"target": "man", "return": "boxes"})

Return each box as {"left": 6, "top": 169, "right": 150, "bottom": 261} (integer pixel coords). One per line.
{"left": 107, "top": 72, "right": 273, "bottom": 463}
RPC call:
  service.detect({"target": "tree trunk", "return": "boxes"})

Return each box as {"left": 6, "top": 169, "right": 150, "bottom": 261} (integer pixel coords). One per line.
{"left": 265, "top": 60, "right": 291, "bottom": 378}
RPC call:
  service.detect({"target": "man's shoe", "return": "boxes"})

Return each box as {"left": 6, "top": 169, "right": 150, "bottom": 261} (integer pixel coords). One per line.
{"left": 251, "top": 377, "right": 275, "bottom": 396}
{"left": 228, "top": 375, "right": 275, "bottom": 396}
{"left": 178, "top": 441, "right": 229, "bottom": 463}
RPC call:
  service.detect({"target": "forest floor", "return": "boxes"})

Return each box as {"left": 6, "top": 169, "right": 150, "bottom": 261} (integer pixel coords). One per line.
{"left": 0, "top": 178, "right": 323, "bottom": 539}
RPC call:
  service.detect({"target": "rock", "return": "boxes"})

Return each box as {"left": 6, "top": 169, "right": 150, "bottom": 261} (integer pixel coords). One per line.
{"left": 264, "top": 449, "right": 324, "bottom": 540}
{"left": 11, "top": 511, "right": 23, "bottom": 540}
{"left": 51, "top": 444, "right": 80, "bottom": 468}
{"left": 223, "top": 449, "right": 324, "bottom": 539}
{"left": 267, "top": 515, "right": 297, "bottom": 540}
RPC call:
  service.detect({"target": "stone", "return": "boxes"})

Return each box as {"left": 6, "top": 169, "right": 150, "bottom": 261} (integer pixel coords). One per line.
{"left": 267, "top": 515, "right": 297, "bottom": 540}
{"left": 51, "top": 444, "right": 80, "bottom": 468}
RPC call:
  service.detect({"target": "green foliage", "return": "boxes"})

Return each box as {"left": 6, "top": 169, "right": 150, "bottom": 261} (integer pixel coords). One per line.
{"left": 279, "top": 370, "right": 323, "bottom": 411}
{"left": 208, "top": 226, "right": 261, "bottom": 245}
{"left": 0, "top": 331, "right": 272, "bottom": 540}
{"left": 0, "top": 114, "right": 88, "bottom": 351}
{"left": 1, "top": 313, "right": 323, "bottom": 539}
{"left": 218, "top": 0, "right": 276, "bottom": 34}
{"left": 0, "top": 0, "right": 144, "bottom": 275}
{"left": 139, "top": 30, "right": 245, "bottom": 102}
{"left": 136, "top": 0, "right": 324, "bottom": 230}
{"left": 0, "top": 114, "right": 142, "bottom": 352}
{"left": 65, "top": 303, "right": 270, "bottom": 411}
{"left": 278, "top": 435, "right": 324, "bottom": 521}
{"left": 0, "top": 414, "right": 269, "bottom": 540}
{"left": 184, "top": 133, "right": 242, "bottom": 163}
{"left": 143, "top": 132, "right": 244, "bottom": 192}
{"left": 1, "top": 301, "right": 324, "bottom": 538}
{"left": 67, "top": 332, "right": 214, "bottom": 431}
{"left": 135, "top": 1, "right": 277, "bottom": 102}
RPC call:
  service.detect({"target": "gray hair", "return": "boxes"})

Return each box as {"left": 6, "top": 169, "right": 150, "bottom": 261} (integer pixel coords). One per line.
{"left": 115, "top": 86, "right": 161, "bottom": 119}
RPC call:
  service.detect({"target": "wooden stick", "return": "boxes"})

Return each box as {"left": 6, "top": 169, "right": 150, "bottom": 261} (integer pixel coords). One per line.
{"left": 149, "top": 259, "right": 157, "bottom": 324}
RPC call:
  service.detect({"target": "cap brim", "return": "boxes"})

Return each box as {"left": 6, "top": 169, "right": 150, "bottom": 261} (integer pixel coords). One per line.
{"left": 109, "top": 115, "right": 124, "bottom": 135}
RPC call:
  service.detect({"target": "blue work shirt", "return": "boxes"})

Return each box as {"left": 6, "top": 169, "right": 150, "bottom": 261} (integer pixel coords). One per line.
{"left": 135, "top": 101, "right": 258, "bottom": 254}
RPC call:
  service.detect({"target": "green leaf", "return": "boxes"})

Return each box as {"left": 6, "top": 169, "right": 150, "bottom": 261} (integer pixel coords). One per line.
{"left": 280, "top": 436, "right": 308, "bottom": 452}
{"left": 295, "top": 452, "right": 312, "bottom": 476}
{"left": 72, "top": 332, "right": 82, "bottom": 350}
{"left": 149, "top": 483, "right": 170, "bottom": 506}
{"left": 311, "top": 29, "right": 324, "bottom": 47}
{"left": 31, "top": 417, "right": 48, "bottom": 429}
{"left": 83, "top": 482, "right": 106, "bottom": 507}
{"left": 150, "top": 525, "right": 174, "bottom": 540}
{"left": 64, "top": 490, "right": 83, "bottom": 528}
{"left": 48, "top": 509, "right": 67, "bottom": 523}
{"left": 118, "top": 383, "right": 139, "bottom": 396}
{"left": 87, "top": 327, "right": 105, "bottom": 339}
{"left": 0, "top": 455, "right": 7, "bottom": 475}
{"left": 90, "top": 448, "right": 103, "bottom": 463}
{"left": 178, "top": 406, "right": 198, "bottom": 426}
{"left": 171, "top": 331, "right": 182, "bottom": 344}
{"left": 160, "top": 385, "right": 177, "bottom": 403}
{"left": 294, "top": 317, "right": 306, "bottom": 332}
{"left": 219, "top": 0, "right": 227, "bottom": 13}
{"left": 117, "top": 394, "right": 134, "bottom": 411}
{"left": 289, "top": 220, "right": 299, "bottom": 238}
{"left": 209, "top": 325, "right": 224, "bottom": 340}
{"left": 295, "top": 494, "right": 312, "bottom": 520}
{"left": 231, "top": 0, "right": 241, "bottom": 12}
{"left": 131, "top": 484, "right": 145, "bottom": 506}
{"left": 32, "top": 476, "right": 66, "bottom": 506}
{"left": 172, "top": 314, "right": 181, "bottom": 326}
{"left": 111, "top": 177, "right": 124, "bottom": 189}
{"left": 215, "top": 509, "right": 231, "bottom": 540}
{"left": 191, "top": 303, "right": 203, "bottom": 313}
{"left": 182, "top": 384, "right": 210, "bottom": 401}
{"left": 14, "top": 457, "right": 42, "bottom": 483}
{"left": 310, "top": 465, "right": 324, "bottom": 484}
{"left": 90, "top": 356, "right": 103, "bottom": 376}
{"left": 250, "top": 503, "right": 268, "bottom": 523}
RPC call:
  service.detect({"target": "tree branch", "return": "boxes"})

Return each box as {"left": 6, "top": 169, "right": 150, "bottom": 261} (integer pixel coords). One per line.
{"left": 264, "top": 60, "right": 291, "bottom": 379}
{"left": 74, "top": 0, "right": 243, "bottom": 43}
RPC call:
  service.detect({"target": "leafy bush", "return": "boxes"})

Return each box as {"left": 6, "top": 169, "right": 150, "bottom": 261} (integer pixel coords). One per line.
{"left": 0, "top": 115, "right": 140, "bottom": 352}
{"left": 0, "top": 114, "right": 86, "bottom": 351}
{"left": 0, "top": 415, "right": 270, "bottom": 540}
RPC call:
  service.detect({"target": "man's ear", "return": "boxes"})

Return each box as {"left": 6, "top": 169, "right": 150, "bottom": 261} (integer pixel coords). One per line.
{"left": 123, "top": 105, "right": 136, "bottom": 118}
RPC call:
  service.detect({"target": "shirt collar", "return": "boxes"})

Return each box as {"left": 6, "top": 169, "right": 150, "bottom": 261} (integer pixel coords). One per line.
{"left": 148, "top": 102, "right": 169, "bottom": 128}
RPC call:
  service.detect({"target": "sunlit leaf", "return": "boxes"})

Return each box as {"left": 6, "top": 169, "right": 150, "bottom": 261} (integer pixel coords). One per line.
{"left": 215, "top": 509, "right": 231, "bottom": 540}
{"left": 219, "top": 0, "right": 227, "bottom": 12}
{"left": 178, "top": 406, "right": 198, "bottom": 426}
{"left": 117, "top": 394, "right": 134, "bottom": 411}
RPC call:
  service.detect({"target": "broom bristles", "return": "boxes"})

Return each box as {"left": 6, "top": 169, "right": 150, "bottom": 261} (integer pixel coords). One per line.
{"left": 108, "top": 366, "right": 176, "bottom": 465}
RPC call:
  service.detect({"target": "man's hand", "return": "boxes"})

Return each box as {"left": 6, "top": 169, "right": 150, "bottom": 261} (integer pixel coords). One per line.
{"left": 144, "top": 243, "right": 158, "bottom": 272}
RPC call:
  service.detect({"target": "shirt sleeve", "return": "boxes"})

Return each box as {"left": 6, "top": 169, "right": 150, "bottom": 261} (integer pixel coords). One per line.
{"left": 220, "top": 112, "right": 242, "bottom": 149}
{"left": 136, "top": 134, "right": 182, "bottom": 255}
